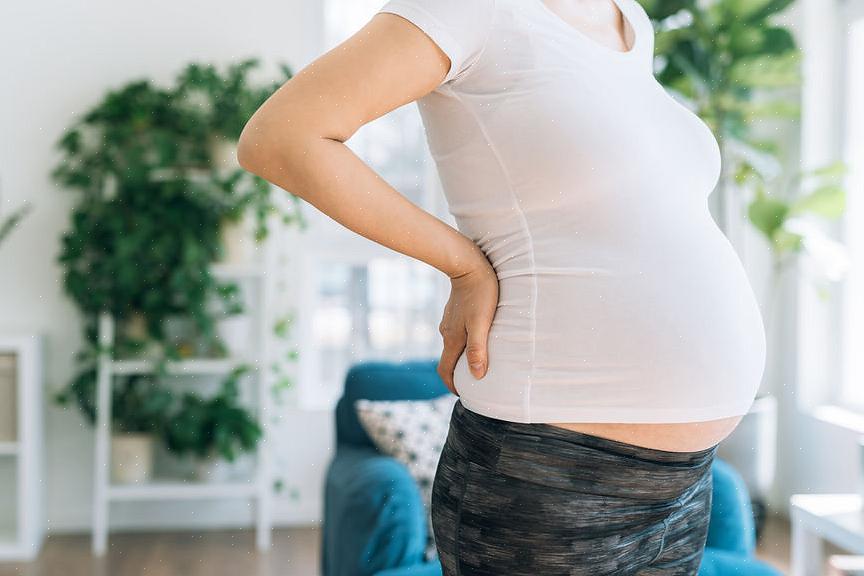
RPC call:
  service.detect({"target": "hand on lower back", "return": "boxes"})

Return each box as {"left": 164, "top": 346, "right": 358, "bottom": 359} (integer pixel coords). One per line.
{"left": 437, "top": 257, "right": 499, "bottom": 395}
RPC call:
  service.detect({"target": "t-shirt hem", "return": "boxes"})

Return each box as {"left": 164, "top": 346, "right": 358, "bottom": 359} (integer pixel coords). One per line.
{"left": 459, "top": 397, "right": 754, "bottom": 424}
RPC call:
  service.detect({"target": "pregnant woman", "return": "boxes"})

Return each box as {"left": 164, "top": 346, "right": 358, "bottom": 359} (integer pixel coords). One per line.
{"left": 237, "top": 0, "right": 767, "bottom": 573}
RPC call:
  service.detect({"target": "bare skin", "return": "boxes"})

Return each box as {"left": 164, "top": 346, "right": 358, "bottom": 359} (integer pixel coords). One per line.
{"left": 237, "top": 0, "right": 742, "bottom": 454}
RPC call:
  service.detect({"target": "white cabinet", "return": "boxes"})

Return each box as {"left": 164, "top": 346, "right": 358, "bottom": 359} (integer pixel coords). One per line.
{"left": 0, "top": 334, "right": 44, "bottom": 561}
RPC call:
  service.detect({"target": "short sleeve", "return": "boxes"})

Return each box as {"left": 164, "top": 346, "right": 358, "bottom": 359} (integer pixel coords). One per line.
{"left": 628, "top": 0, "right": 655, "bottom": 70}
{"left": 377, "top": 0, "right": 495, "bottom": 85}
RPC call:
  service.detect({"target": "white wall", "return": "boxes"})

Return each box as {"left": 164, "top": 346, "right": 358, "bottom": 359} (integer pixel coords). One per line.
{"left": 0, "top": 0, "right": 332, "bottom": 532}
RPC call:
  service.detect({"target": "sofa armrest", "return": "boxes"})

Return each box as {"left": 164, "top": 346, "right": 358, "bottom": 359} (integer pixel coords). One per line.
{"left": 699, "top": 548, "right": 783, "bottom": 576}
{"left": 706, "top": 458, "right": 757, "bottom": 555}
{"left": 375, "top": 562, "right": 444, "bottom": 576}
{"left": 322, "top": 445, "right": 428, "bottom": 576}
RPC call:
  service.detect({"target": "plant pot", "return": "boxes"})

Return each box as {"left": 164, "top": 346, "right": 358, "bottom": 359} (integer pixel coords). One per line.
{"left": 219, "top": 212, "right": 258, "bottom": 266}
{"left": 111, "top": 432, "right": 154, "bottom": 484}
{"left": 119, "top": 312, "right": 162, "bottom": 360}
{"left": 194, "top": 454, "right": 235, "bottom": 484}
{"left": 123, "top": 311, "right": 149, "bottom": 342}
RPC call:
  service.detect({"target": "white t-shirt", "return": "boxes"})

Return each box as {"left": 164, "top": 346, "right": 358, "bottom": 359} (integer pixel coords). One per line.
{"left": 376, "top": 0, "right": 767, "bottom": 423}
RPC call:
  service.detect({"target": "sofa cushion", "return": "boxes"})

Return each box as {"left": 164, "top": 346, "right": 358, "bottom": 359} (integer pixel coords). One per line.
{"left": 336, "top": 359, "right": 447, "bottom": 449}
{"left": 698, "top": 548, "right": 783, "bottom": 576}
{"left": 355, "top": 393, "right": 458, "bottom": 561}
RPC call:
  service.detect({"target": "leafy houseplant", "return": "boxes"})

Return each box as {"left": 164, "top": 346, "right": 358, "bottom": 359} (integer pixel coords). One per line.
{"left": 641, "top": 0, "right": 804, "bottom": 232}
{"left": 643, "top": 0, "right": 849, "bottom": 334}
{"left": 52, "top": 59, "right": 306, "bottom": 447}
{"left": 745, "top": 161, "right": 848, "bottom": 308}
{"left": 165, "top": 366, "right": 262, "bottom": 481}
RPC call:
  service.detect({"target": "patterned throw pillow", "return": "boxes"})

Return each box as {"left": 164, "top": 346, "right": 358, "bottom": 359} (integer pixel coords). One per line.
{"left": 354, "top": 393, "right": 458, "bottom": 562}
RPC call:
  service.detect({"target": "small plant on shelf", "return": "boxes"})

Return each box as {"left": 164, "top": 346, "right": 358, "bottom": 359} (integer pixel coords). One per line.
{"left": 165, "top": 366, "right": 263, "bottom": 481}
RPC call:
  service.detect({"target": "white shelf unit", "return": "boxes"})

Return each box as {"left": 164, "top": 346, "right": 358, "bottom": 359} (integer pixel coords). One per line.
{"left": 0, "top": 334, "right": 45, "bottom": 562}
{"left": 91, "top": 255, "right": 276, "bottom": 556}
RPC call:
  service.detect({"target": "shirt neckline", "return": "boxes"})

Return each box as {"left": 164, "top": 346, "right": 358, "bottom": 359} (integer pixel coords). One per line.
{"left": 534, "top": 0, "right": 641, "bottom": 60}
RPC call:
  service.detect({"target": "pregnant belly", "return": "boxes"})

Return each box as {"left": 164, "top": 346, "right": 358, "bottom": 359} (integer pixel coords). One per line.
{"left": 452, "top": 220, "right": 767, "bottom": 430}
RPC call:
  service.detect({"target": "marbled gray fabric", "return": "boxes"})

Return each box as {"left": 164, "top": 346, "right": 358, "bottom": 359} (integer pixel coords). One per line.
{"left": 431, "top": 399, "right": 718, "bottom": 575}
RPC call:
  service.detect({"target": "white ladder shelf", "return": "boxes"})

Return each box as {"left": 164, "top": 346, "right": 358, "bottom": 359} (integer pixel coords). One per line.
{"left": 0, "top": 334, "right": 45, "bottom": 562}
{"left": 91, "top": 254, "right": 276, "bottom": 556}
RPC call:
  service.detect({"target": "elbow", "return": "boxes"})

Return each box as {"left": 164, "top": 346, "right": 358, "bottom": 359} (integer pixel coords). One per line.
{"left": 236, "top": 115, "right": 313, "bottom": 191}
{"left": 236, "top": 117, "right": 273, "bottom": 177}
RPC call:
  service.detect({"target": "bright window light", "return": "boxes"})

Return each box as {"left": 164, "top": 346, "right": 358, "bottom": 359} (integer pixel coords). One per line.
{"left": 841, "top": 17, "right": 864, "bottom": 409}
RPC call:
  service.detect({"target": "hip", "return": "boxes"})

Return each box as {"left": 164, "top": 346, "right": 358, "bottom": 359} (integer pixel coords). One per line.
{"left": 431, "top": 399, "right": 718, "bottom": 575}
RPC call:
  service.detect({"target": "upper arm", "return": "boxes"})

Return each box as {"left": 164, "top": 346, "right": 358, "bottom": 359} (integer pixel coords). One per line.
{"left": 237, "top": 0, "right": 495, "bottom": 167}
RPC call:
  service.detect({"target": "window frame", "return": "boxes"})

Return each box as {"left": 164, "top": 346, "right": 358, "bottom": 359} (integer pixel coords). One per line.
{"left": 799, "top": 0, "right": 864, "bottom": 429}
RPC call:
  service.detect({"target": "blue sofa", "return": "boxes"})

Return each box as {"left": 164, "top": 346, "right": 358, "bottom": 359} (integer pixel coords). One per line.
{"left": 321, "top": 359, "right": 782, "bottom": 576}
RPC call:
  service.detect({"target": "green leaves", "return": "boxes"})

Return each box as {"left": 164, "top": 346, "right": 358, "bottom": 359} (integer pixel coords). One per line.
{"left": 52, "top": 59, "right": 304, "bottom": 436}
{"left": 0, "top": 201, "right": 32, "bottom": 248}
{"left": 789, "top": 161, "right": 848, "bottom": 219}
{"left": 789, "top": 184, "right": 846, "bottom": 219}
{"left": 722, "top": 0, "right": 776, "bottom": 20}
{"left": 639, "top": 0, "right": 693, "bottom": 21}
{"left": 744, "top": 160, "right": 848, "bottom": 255}
{"left": 638, "top": 0, "right": 848, "bottom": 272}
{"left": 112, "top": 376, "right": 175, "bottom": 434}
{"left": 165, "top": 366, "right": 262, "bottom": 462}
{"left": 748, "top": 185, "right": 789, "bottom": 242}
{"left": 728, "top": 51, "right": 801, "bottom": 88}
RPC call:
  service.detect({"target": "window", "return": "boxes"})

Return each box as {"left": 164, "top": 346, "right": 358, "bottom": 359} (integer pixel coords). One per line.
{"left": 840, "top": 2, "right": 864, "bottom": 411}
{"left": 294, "top": 0, "right": 450, "bottom": 410}
{"left": 298, "top": 253, "right": 445, "bottom": 409}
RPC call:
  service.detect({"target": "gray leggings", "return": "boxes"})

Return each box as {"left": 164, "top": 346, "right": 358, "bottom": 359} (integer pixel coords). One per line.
{"left": 431, "top": 399, "right": 719, "bottom": 576}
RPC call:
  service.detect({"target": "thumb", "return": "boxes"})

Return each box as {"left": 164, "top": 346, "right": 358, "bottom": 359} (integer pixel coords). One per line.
{"left": 465, "top": 320, "right": 490, "bottom": 379}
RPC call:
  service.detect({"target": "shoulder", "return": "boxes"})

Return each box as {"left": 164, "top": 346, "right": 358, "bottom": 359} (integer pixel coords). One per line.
{"left": 377, "top": 0, "right": 497, "bottom": 26}
{"left": 377, "top": 0, "right": 498, "bottom": 85}
{"left": 626, "top": 0, "right": 654, "bottom": 35}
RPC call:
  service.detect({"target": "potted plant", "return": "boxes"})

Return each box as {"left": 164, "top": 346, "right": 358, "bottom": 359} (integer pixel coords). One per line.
{"left": 109, "top": 376, "right": 174, "bottom": 484}
{"left": 642, "top": 0, "right": 802, "bottom": 233}
{"left": 164, "top": 366, "right": 262, "bottom": 483}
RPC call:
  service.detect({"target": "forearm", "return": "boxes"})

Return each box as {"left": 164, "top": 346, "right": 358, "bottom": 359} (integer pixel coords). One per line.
{"left": 239, "top": 131, "right": 485, "bottom": 279}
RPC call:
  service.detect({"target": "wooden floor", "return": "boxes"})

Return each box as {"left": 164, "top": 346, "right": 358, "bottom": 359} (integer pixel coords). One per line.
{"left": 0, "top": 528, "right": 322, "bottom": 576}
{"left": 0, "top": 514, "right": 799, "bottom": 576}
{"left": 758, "top": 513, "right": 793, "bottom": 574}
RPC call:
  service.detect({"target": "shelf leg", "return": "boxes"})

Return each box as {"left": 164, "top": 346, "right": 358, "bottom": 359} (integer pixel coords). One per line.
{"left": 791, "top": 507, "right": 823, "bottom": 576}
{"left": 92, "top": 312, "right": 113, "bottom": 556}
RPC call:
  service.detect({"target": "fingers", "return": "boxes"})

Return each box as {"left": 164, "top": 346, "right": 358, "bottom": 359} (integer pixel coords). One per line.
{"left": 465, "top": 316, "right": 490, "bottom": 379}
{"left": 437, "top": 324, "right": 465, "bottom": 396}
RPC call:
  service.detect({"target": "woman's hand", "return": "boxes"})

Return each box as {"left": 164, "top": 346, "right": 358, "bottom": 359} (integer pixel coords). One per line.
{"left": 437, "top": 254, "right": 499, "bottom": 396}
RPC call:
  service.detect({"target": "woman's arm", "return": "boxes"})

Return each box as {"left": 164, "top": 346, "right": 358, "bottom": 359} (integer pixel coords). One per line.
{"left": 237, "top": 12, "right": 482, "bottom": 280}
{"left": 237, "top": 12, "right": 498, "bottom": 390}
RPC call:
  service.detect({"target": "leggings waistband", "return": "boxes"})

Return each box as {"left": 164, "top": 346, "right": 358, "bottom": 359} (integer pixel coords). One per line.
{"left": 448, "top": 399, "right": 718, "bottom": 502}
